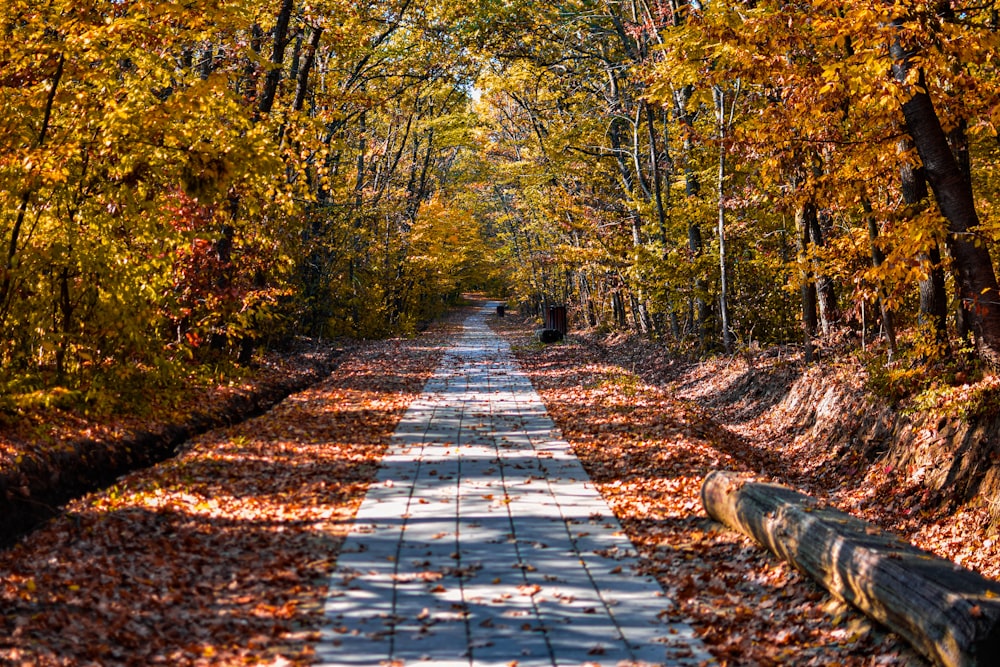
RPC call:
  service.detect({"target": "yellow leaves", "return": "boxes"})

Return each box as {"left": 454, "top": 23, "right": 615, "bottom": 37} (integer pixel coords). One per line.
{"left": 403, "top": 193, "right": 494, "bottom": 304}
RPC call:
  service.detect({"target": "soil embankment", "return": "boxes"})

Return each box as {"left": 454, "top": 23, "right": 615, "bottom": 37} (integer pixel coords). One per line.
{"left": 0, "top": 344, "right": 341, "bottom": 548}
{"left": 567, "top": 329, "right": 1000, "bottom": 581}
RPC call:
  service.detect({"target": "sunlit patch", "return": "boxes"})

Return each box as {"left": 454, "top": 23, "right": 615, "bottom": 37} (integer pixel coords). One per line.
{"left": 494, "top": 315, "right": 922, "bottom": 665}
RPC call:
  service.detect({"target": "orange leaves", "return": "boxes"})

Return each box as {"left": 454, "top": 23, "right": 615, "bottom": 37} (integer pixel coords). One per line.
{"left": 0, "top": 312, "right": 460, "bottom": 665}
{"left": 516, "top": 583, "right": 542, "bottom": 597}
{"left": 496, "top": 315, "right": 922, "bottom": 665}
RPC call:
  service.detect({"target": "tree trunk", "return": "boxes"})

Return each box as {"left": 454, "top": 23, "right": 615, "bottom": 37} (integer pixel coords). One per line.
{"left": 1, "top": 53, "right": 64, "bottom": 329}
{"left": 199, "top": 43, "right": 213, "bottom": 80}
{"left": 948, "top": 118, "right": 971, "bottom": 184}
{"left": 258, "top": 0, "right": 295, "bottom": 115}
{"left": 796, "top": 202, "right": 818, "bottom": 361}
{"left": 716, "top": 120, "right": 732, "bottom": 353}
{"left": 900, "top": 137, "right": 949, "bottom": 353}
{"left": 702, "top": 470, "right": 1000, "bottom": 667}
{"left": 612, "top": 289, "right": 627, "bottom": 328}
{"left": 292, "top": 25, "right": 323, "bottom": 113}
{"left": 809, "top": 212, "right": 839, "bottom": 336}
{"left": 713, "top": 85, "right": 733, "bottom": 353}
{"left": 672, "top": 83, "right": 711, "bottom": 343}
{"left": 644, "top": 102, "right": 668, "bottom": 245}
{"left": 892, "top": 39, "right": 1000, "bottom": 367}
{"left": 920, "top": 244, "right": 951, "bottom": 351}
{"left": 863, "top": 202, "right": 897, "bottom": 356}
{"left": 240, "top": 24, "right": 264, "bottom": 99}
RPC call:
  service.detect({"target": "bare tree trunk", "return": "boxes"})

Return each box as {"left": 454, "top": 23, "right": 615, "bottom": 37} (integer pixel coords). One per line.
{"left": 899, "top": 145, "right": 950, "bottom": 355}
{"left": 672, "top": 83, "right": 712, "bottom": 343}
{"left": 572, "top": 230, "right": 598, "bottom": 327}
{"left": 292, "top": 25, "right": 323, "bottom": 113}
{"left": 809, "top": 212, "right": 839, "bottom": 336}
{"left": 612, "top": 289, "right": 627, "bottom": 328}
{"left": 258, "top": 0, "right": 296, "bottom": 115}
{"left": 702, "top": 471, "right": 1000, "bottom": 667}
{"left": 863, "top": 201, "right": 897, "bottom": 357}
{"left": 713, "top": 85, "right": 733, "bottom": 353}
{"left": 644, "top": 102, "right": 668, "bottom": 245}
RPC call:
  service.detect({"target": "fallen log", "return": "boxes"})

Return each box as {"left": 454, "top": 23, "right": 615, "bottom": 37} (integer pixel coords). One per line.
{"left": 701, "top": 470, "right": 1000, "bottom": 667}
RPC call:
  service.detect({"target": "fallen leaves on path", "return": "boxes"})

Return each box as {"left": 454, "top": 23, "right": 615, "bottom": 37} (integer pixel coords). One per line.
{"left": 0, "top": 314, "right": 466, "bottom": 666}
{"left": 493, "top": 317, "right": 923, "bottom": 666}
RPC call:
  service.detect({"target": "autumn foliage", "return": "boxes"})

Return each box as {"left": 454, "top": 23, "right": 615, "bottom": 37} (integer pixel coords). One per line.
{"left": 0, "top": 0, "right": 497, "bottom": 403}
{"left": 474, "top": 0, "right": 1000, "bottom": 373}
{"left": 3, "top": 0, "right": 1000, "bottom": 399}
{"left": 5, "top": 1, "right": 1000, "bottom": 662}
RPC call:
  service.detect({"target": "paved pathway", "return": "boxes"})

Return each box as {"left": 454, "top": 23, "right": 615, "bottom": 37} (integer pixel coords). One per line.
{"left": 319, "top": 305, "right": 711, "bottom": 666}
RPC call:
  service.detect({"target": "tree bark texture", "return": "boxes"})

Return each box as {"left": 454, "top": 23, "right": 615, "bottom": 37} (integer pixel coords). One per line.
{"left": 900, "top": 138, "right": 949, "bottom": 351}
{"left": 892, "top": 39, "right": 1000, "bottom": 367}
{"left": 796, "top": 202, "right": 818, "bottom": 361}
{"left": 864, "top": 204, "right": 897, "bottom": 356}
{"left": 702, "top": 470, "right": 1000, "bottom": 667}
{"left": 809, "top": 212, "right": 839, "bottom": 335}
{"left": 292, "top": 25, "right": 323, "bottom": 113}
{"left": 258, "top": 0, "right": 295, "bottom": 115}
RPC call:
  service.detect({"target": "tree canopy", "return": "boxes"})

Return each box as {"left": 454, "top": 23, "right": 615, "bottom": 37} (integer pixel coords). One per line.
{"left": 2, "top": 0, "right": 1000, "bottom": 400}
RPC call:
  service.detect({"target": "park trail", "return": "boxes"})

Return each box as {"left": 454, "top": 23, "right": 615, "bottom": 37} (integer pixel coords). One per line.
{"left": 320, "top": 304, "right": 712, "bottom": 666}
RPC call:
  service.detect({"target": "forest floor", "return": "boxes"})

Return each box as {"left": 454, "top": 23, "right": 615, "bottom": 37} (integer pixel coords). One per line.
{"left": 489, "top": 314, "right": 925, "bottom": 666}
{"left": 1, "top": 301, "right": 995, "bottom": 665}
{"left": 0, "top": 340, "right": 345, "bottom": 547}
{"left": 0, "top": 308, "right": 469, "bottom": 666}
{"left": 492, "top": 311, "right": 1000, "bottom": 666}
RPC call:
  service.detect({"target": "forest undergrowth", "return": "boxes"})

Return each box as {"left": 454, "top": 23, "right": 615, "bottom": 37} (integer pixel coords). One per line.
{"left": 0, "top": 308, "right": 470, "bottom": 665}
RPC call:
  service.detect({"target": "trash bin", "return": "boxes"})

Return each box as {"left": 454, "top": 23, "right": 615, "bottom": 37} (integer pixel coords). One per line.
{"left": 496, "top": 304, "right": 505, "bottom": 317}
{"left": 546, "top": 305, "right": 567, "bottom": 335}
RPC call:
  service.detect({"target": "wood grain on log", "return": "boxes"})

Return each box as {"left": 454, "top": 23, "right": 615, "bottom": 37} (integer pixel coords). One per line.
{"left": 702, "top": 470, "right": 1000, "bottom": 667}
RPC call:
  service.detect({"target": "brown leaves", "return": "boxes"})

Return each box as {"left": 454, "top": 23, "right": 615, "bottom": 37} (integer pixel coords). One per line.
{"left": 0, "top": 314, "right": 465, "bottom": 665}
{"left": 495, "top": 316, "right": 921, "bottom": 666}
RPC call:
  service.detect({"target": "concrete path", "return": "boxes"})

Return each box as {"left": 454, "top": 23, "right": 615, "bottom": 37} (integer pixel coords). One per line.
{"left": 319, "top": 305, "right": 711, "bottom": 666}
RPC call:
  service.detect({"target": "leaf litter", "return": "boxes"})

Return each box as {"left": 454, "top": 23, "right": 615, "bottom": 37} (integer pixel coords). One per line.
{"left": 0, "top": 312, "right": 467, "bottom": 666}
{"left": 492, "top": 316, "right": 926, "bottom": 666}
{"left": 3, "top": 305, "right": 986, "bottom": 666}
